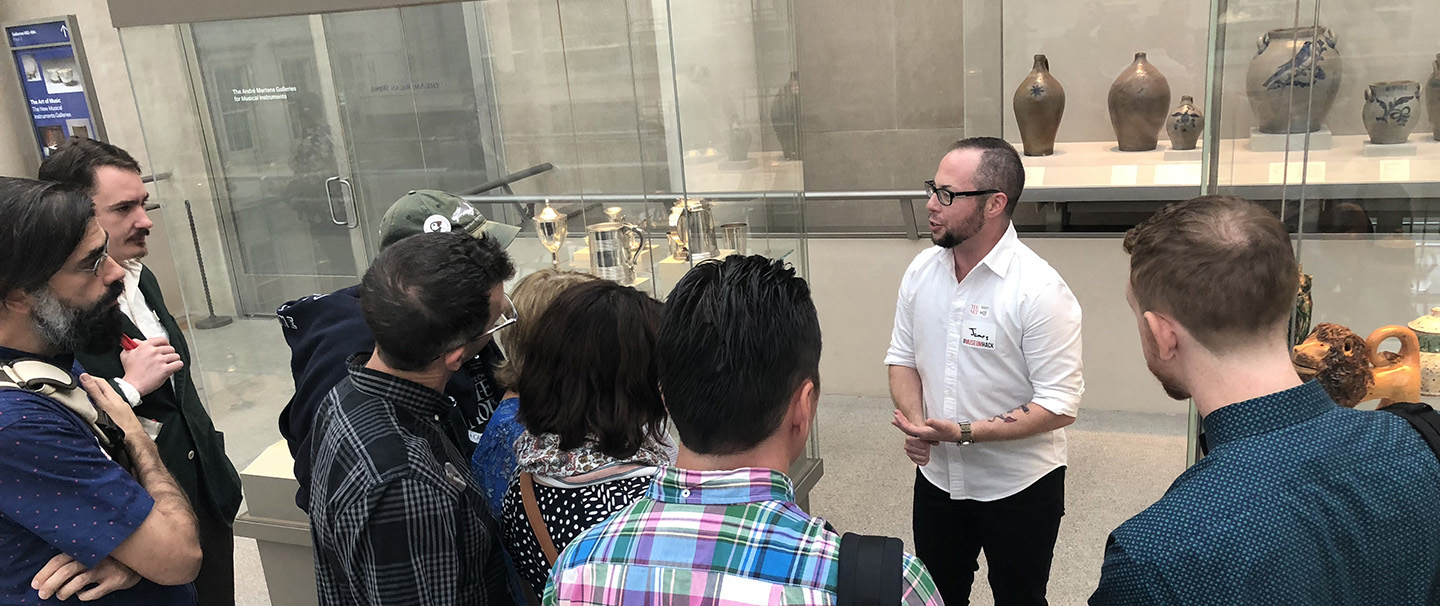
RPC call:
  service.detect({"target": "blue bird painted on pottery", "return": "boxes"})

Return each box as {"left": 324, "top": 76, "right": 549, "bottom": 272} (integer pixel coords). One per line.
{"left": 1262, "top": 40, "right": 1329, "bottom": 91}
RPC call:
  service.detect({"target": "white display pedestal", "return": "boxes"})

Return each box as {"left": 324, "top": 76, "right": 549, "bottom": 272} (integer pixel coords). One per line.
{"left": 1248, "top": 127, "right": 1333, "bottom": 152}
{"left": 719, "top": 158, "right": 760, "bottom": 170}
{"left": 1163, "top": 148, "right": 1203, "bottom": 162}
{"left": 232, "top": 441, "right": 318, "bottom": 606}
{"left": 1361, "top": 141, "right": 1419, "bottom": 157}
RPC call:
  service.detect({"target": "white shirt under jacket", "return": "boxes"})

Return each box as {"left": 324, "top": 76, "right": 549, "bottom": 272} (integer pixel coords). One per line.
{"left": 885, "top": 223, "right": 1084, "bottom": 501}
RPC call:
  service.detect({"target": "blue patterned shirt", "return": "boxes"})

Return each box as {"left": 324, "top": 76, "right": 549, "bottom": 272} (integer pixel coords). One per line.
{"left": 1091, "top": 380, "right": 1440, "bottom": 605}
{"left": 471, "top": 397, "right": 524, "bottom": 517}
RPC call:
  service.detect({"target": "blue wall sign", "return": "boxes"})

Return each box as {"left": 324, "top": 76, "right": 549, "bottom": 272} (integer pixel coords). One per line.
{"left": 6, "top": 16, "right": 102, "bottom": 160}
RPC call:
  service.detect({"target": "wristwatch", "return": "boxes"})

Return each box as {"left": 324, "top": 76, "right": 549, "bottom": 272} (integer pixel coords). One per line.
{"left": 956, "top": 421, "right": 974, "bottom": 446}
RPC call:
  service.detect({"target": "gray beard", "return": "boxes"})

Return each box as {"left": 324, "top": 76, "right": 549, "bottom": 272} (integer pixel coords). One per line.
{"left": 30, "top": 284, "right": 125, "bottom": 354}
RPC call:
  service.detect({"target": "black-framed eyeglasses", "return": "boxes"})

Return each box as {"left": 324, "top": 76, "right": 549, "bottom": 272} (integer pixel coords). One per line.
{"left": 924, "top": 180, "right": 1001, "bottom": 207}
{"left": 74, "top": 240, "right": 110, "bottom": 276}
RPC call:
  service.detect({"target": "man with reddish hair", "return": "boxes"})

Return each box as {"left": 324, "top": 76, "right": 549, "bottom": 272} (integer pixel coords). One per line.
{"left": 1092, "top": 195, "right": 1440, "bottom": 604}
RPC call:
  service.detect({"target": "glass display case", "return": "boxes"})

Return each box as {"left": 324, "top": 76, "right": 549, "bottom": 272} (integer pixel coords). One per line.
{"left": 115, "top": 0, "right": 817, "bottom": 516}
{"left": 1209, "top": 0, "right": 1440, "bottom": 414}
{"left": 961, "top": 0, "right": 1440, "bottom": 461}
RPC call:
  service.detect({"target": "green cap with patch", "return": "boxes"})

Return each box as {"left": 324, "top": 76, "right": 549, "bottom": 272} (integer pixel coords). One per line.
{"left": 378, "top": 189, "right": 520, "bottom": 250}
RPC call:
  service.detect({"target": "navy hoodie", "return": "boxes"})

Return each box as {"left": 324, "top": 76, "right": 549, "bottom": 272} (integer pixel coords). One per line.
{"left": 276, "top": 285, "right": 503, "bottom": 511}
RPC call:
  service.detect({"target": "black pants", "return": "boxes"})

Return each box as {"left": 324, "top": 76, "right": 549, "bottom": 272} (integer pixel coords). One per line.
{"left": 912, "top": 466, "right": 1065, "bottom": 606}
{"left": 193, "top": 489, "right": 235, "bottom": 606}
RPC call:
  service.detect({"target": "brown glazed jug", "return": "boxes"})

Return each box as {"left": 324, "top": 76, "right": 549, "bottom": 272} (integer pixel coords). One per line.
{"left": 1013, "top": 54, "right": 1066, "bottom": 156}
{"left": 1107, "top": 52, "right": 1171, "bottom": 151}
{"left": 1427, "top": 54, "right": 1440, "bottom": 141}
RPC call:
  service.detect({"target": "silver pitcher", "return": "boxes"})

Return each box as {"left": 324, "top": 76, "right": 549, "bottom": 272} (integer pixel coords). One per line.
{"left": 586, "top": 221, "right": 647, "bottom": 285}
{"left": 671, "top": 198, "right": 720, "bottom": 261}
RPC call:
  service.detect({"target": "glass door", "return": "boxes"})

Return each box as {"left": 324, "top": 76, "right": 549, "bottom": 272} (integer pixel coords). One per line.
{"left": 188, "top": 6, "right": 506, "bottom": 315}
{"left": 322, "top": 4, "right": 506, "bottom": 261}
{"left": 190, "top": 16, "right": 366, "bottom": 316}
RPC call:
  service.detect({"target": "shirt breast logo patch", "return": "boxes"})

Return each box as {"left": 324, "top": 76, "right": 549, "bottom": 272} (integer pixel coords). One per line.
{"left": 962, "top": 321, "right": 997, "bottom": 350}
{"left": 969, "top": 304, "right": 990, "bottom": 318}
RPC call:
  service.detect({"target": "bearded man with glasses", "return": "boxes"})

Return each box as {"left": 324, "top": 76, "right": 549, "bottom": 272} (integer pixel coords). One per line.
{"left": 307, "top": 231, "right": 520, "bottom": 606}
{"left": 0, "top": 178, "right": 202, "bottom": 604}
{"left": 887, "top": 137, "right": 1085, "bottom": 606}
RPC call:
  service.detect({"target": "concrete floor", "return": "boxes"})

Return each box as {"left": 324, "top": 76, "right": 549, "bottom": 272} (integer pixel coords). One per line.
{"left": 187, "top": 318, "right": 1189, "bottom": 606}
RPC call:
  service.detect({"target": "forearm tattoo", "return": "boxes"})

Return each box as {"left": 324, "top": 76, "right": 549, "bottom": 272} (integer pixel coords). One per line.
{"left": 984, "top": 402, "right": 1032, "bottom": 424}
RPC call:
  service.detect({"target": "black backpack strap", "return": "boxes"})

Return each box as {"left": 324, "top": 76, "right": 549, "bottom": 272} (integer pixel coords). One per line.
{"left": 837, "top": 532, "right": 904, "bottom": 606}
{"left": 1382, "top": 402, "right": 1440, "bottom": 462}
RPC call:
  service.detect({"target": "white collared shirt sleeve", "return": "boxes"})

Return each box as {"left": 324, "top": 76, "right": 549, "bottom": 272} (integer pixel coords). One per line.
{"left": 1021, "top": 277, "right": 1084, "bottom": 417}
{"left": 884, "top": 264, "right": 918, "bottom": 368}
{"left": 112, "top": 377, "right": 143, "bottom": 407}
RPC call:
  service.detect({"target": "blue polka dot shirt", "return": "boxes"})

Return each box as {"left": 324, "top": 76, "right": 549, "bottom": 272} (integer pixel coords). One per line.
{"left": 0, "top": 347, "right": 194, "bottom": 605}
{"left": 1091, "top": 380, "right": 1440, "bottom": 605}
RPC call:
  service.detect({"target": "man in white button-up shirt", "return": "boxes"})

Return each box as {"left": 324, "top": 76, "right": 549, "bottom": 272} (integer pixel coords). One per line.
{"left": 887, "top": 137, "right": 1084, "bottom": 606}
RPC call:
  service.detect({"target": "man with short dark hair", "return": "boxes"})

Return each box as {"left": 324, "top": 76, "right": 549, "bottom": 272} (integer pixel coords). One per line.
{"left": 1089, "top": 196, "right": 1440, "bottom": 604}
{"left": 0, "top": 177, "right": 201, "bottom": 604}
{"left": 277, "top": 189, "right": 520, "bottom": 511}
{"left": 308, "top": 231, "right": 519, "bottom": 606}
{"left": 40, "top": 138, "right": 243, "bottom": 606}
{"left": 887, "top": 137, "right": 1084, "bottom": 605}
{"left": 545, "top": 255, "right": 942, "bottom": 606}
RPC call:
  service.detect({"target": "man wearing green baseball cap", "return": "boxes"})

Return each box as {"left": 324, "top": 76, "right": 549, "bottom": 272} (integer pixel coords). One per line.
{"left": 278, "top": 189, "right": 521, "bottom": 512}
{"left": 377, "top": 189, "right": 522, "bottom": 250}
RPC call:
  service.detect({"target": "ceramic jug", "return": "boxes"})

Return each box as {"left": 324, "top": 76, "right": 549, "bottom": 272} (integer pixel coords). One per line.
{"left": 1166, "top": 95, "right": 1205, "bottom": 151}
{"left": 1107, "top": 52, "right": 1171, "bottom": 151}
{"left": 1408, "top": 307, "right": 1440, "bottom": 396}
{"left": 1362, "top": 81, "right": 1421, "bottom": 145}
{"left": 1013, "top": 54, "right": 1066, "bottom": 156}
{"left": 1425, "top": 54, "right": 1440, "bottom": 141}
{"left": 1246, "top": 26, "right": 1342, "bottom": 134}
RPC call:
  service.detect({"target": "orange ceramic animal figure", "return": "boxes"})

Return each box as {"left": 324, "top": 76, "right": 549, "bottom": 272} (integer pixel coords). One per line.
{"left": 1362, "top": 325, "right": 1421, "bottom": 408}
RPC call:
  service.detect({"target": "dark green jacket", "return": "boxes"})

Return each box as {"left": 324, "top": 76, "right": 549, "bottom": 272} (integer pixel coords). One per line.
{"left": 75, "top": 266, "right": 243, "bottom": 525}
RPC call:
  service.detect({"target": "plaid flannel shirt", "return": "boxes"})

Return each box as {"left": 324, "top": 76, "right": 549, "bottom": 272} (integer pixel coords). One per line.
{"left": 308, "top": 354, "right": 515, "bottom": 606}
{"left": 544, "top": 466, "right": 943, "bottom": 605}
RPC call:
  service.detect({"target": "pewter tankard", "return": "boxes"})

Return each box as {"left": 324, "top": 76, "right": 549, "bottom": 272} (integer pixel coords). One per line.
{"left": 586, "top": 221, "right": 646, "bottom": 285}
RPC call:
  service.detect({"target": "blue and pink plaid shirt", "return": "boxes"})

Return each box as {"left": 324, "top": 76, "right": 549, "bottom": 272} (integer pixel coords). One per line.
{"left": 544, "top": 466, "right": 943, "bottom": 605}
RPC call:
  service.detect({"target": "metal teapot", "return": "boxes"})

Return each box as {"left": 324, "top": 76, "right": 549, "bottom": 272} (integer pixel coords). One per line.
{"left": 669, "top": 197, "right": 720, "bottom": 261}
{"left": 586, "top": 221, "right": 647, "bottom": 285}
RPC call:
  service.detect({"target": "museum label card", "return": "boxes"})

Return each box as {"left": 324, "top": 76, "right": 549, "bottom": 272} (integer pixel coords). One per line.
{"left": 1027, "top": 166, "right": 1045, "bottom": 187}
{"left": 1110, "top": 164, "right": 1139, "bottom": 186}
{"left": 1379, "top": 159, "right": 1410, "bottom": 182}
{"left": 1154, "top": 164, "right": 1201, "bottom": 185}
{"left": 1268, "top": 161, "right": 1325, "bottom": 184}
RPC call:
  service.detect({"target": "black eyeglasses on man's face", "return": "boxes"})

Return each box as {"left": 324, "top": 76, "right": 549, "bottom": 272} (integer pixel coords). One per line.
{"left": 924, "top": 180, "right": 1000, "bottom": 207}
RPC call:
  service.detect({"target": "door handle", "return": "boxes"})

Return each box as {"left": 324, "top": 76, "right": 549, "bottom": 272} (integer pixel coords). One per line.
{"left": 337, "top": 178, "right": 359, "bottom": 228}
{"left": 325, "top": 176, "right": 346, "bottom": 226}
